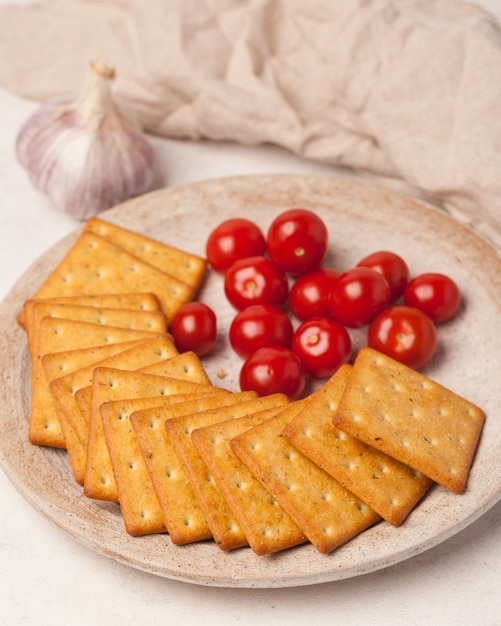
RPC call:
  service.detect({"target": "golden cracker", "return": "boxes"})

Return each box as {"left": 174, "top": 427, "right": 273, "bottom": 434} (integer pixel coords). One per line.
{"left": 24, "top": 292, "right": 161, "bottom": 317}
{"left": 30, "top": 231, "right": 194, "bottom": 321}
{"left": 165, "top": 393, "right": 289, "bottom": 551}
{"left": 84, "top": 367, "right": 215, "bottom": 502}
{"left": 192, "top": 404, "right": 307, "bottom": 556}
{"left": 18, "top": 292, "right": 161, "bottom": 329}
{"left": 130, "top": 392, "right": 257, "bottom": 546}
{"left": 332, "top": 348, "right": 485, "bottom": 494}
{"left": 283, "top": 364, "right": 433, "bottom": 525}
{"left": 24, "top": 301, "right": 168, "bottom": 346}
{"left": 29, "top": 317, "right": 163, "bottom": 448}
{"left": 85, "top": 217, "right": 207, "bottom": 289}
{"left": 231, "top": 398, "right": 381, "bottom": 554}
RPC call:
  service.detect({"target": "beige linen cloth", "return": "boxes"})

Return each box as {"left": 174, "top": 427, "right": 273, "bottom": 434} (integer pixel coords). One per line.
{"left": 1, "top": 0, "right": 501, "bottom": 245}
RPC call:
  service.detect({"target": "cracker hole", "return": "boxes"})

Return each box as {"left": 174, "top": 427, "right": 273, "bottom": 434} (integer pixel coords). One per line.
{"left": 321, "top": 493, "right": 331, "bottom": 502}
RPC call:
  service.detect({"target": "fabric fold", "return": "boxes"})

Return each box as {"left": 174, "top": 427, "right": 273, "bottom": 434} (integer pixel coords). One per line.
{"left": 0, "top": 0, "right": 500, "bottom": 244}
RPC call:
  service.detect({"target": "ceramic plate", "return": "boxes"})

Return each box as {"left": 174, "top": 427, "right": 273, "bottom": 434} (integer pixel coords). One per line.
{"left": 0, "top": 174, "right": 500, "bottom": 588}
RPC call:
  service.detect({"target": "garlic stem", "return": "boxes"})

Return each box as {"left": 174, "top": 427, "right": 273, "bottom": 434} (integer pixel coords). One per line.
{"left": 76, "top": 61, "right": 117, "bottom": 128}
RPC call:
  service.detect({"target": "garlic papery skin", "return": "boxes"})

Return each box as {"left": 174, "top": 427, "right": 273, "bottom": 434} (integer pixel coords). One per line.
{"left": 16, "top": 61, "right": 156, "bottom": 220}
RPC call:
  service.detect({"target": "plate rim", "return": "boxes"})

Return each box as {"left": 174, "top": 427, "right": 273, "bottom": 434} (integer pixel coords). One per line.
{"left": 1, "top": 172, "right": 500, "bottom": 588}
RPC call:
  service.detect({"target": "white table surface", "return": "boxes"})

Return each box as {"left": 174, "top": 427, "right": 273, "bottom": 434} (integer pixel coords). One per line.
{"left": 1, "top": 2, "right": 500, "bottom": 624}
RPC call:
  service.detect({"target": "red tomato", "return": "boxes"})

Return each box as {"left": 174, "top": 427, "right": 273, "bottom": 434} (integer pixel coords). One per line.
{"left": 357, "top": 250, "right": 409, "bottom": 302}
{"left": 239, "top": 346, "right": 306, "bottom": 399}
{"left": 329, "top": 267, "right": 391, "bottom": 328}
{"left": 292, "top": 317, "right": 351, "bottom": 378}
{"left": 404, "top": 272, "right": 461, "bottom": 323}
{"left": 224, "top": 256, "right": 289, "bottom": 310}
{"left": 266, "top": 208, "right": 328, "bottom": 275}
{"left": 170, "top": 302, "right": 217, "bottom": 356}
{"left": 229, "top": 304, "right": 293, "bottom": 359}
{"left": 205, "top": 218, "right": 266, "bottom": 272}
{"left": 289, "top": 268, "right": 340, "bottom": 321}
{"left": 368, "top": 305, "right": 437, "bottom": 369}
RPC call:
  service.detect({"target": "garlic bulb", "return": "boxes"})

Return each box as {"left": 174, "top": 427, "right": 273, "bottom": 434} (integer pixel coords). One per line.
{"left": 16, "top": 61, "right": 156, "bottom": 220}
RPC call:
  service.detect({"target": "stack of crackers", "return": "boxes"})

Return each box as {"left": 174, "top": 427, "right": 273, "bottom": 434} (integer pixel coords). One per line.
{"left": 20, "top": 217, "right": 486, "bottom": 558}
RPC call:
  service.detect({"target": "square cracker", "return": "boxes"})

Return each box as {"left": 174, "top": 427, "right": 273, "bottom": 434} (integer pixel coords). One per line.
{"left": 230, "top": 398, "right": 381, "bottom": 554}
{"left": 192, "top": 404, "right": 308, "bottom": 556}
{"left": 164, "top": 393, "right": 289, "bottom": 551}
{"left": 283, "top": 364, "right": 433, "bottom": 525}
{"left": 84, "top": 217, "right": 206, "bottom": 289}
{"left": 24, "top": 302, "right": 168, "bottom": 349}
{"left": 29, "top": 231, "right": 194, "bottom": 321}
{"left": 18, "top": 292, "right": 161, "bottom": 329}
{"left": 332, "top": 348, "right": 486, "bottom": 494}
{"left": 29, "top": 317, "right": 164, "bottom": 448}
{"left": 83, "top": 366, "right": 217, "bottom": 502}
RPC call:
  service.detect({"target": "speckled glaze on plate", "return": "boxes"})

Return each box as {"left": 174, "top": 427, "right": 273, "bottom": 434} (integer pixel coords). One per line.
{"left": 0, "top": 174, "right": 500, "bottom": 588}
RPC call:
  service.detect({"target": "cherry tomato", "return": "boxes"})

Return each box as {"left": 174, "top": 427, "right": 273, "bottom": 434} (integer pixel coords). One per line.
{"left": 239, "top": 346, "right": 306, "bottom": 399}
{"left": 205, "top": 218, "right": 266, "bottom": 272}
{"left": 266, "top": 208, "right": 328, "bottom": 275}
{"left": 170, "top": 302, "right": 217, "bottom": 356}
{"left": 404, "top": 272, "right": 461, "bottom": 323}
{"left": 292, "top": 317, "right": 351, "bottom": 378}
{"left": 224, "top": 256, "right": 289, "bottom": 310}
{"left": 368, "top": 305, "right": 437, "bottom": 369}
{"left": 289, "top": 268, "right": 340, "bottom": 321}
{"left": 357, "top": 250, "right": 409, "bottom": 302}
{"left": 229, "top": 304, "right": 294, "bottom": 359}
{"left": 329, "top": 267, "right": 391, "bottom": 328}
